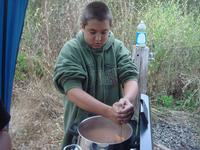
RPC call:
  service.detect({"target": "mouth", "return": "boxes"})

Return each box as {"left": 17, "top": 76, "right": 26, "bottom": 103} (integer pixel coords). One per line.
{"left": 93, "top": 43, "right": 102, "bottom": 48}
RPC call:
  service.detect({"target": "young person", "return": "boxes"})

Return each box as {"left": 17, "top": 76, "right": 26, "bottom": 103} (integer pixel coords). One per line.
{"left": 53, "top": 1, "right": 139, "bottom": 148}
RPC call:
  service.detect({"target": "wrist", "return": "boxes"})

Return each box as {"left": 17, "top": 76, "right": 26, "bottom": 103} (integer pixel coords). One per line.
{"left": 123, "top": 96, "right": 133, "bottom": 102}
{"left": 102, "top": 105, "right": 112, "bottom": 119}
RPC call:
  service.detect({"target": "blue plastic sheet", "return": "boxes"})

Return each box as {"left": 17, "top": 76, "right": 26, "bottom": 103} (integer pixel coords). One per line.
{"left": 0, "top": 0, "right": 28, "bottom": 112}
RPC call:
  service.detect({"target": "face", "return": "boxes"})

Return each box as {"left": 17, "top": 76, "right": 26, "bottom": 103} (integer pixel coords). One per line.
{"left": 81, "top": 19, "right": 110, "bottom": 49}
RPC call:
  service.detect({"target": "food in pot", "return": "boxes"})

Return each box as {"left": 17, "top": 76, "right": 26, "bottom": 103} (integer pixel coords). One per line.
{"left": 78, "top": 116, "right": 132, "bottom": 144}
{"left": 78, "top": 116, "right": 133, "bottom": 150}
{"left": 114, "top": 134, "right": 125, "bottom": 143}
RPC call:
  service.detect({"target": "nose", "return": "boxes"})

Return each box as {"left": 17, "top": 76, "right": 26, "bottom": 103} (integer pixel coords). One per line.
{"left": 95, "top": 34, "right": 101, "bottom": 42}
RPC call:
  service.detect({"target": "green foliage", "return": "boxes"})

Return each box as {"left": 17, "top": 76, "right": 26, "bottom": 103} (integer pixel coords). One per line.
{"left": 156, "top": 90, "right": 199, "bottom": 111}
{"left": 157, "top": 95, "right": 173, "bottom": 108}
{"left": 15, "top": 50, "right": 45, "bottom": 81}
{"left": 33, "top": 59, "right": 44, "bottom": 79}
{"left": 20, "top": 0, "right": 42, "bottom": 51}
{"left": 17, "top": 0, "right": 200, "bottom": 111}
{"left": 139, "top": 0, "right": 200, "bottom": 110}
{"left": 107, "top": 0, "right": 137, "bottom": 49}
{"left": 140, "top": 0, "right": 200, "bottom": 49}
{"left": 15, "top": 51, "right": 28, "bottom": 81}
{"left": 177, "top": 90, "right": 199, "bottom": 111}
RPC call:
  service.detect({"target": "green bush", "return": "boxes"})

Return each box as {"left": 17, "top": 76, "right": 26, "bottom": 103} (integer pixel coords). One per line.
{"left": 15, "top": 50, "right": 45, "bottom": 81}
{"left": 33, "top": 59, "right": 44, "bottom": 79}
{"left": 157, "top": 95, "right": 173, "bottom": 108}
{"left": 181, "top": 90, "right": 198, "bottom": 111}
{"left": 15, "top": 51, "right": 28, "bottom": 81}
{"left": 137, "top": 0, "right": 200, "bottom": 109}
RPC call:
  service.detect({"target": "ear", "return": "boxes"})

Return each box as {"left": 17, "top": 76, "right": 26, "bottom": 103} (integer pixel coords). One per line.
{"left": 80, "top": 23, "right": 85, "bottom": 29}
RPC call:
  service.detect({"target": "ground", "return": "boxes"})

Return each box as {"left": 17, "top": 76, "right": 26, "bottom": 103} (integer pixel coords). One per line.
{"left": 10, "top": 80, "right": 200, "bottom": 150}
{"left": 10, "top": 80, "right": 64, "bottom": 150}
{"left": 152, "top": 108, "right": 200, "bottom": 150}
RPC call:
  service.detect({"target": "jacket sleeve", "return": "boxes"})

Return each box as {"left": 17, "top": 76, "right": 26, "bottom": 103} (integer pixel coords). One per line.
{"left": 115, "top": 40, "right": 139, "bottom": 84}
{"left": 53, "top": 42, "right": 86, "bottom": 94}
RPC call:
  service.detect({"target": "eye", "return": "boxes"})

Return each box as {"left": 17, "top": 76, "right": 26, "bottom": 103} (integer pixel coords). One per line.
{"left": 90, "top": 31, "right": 96, "bottom": 35}
{"left": 101, "top": 31, "right": 108, "bottom": 35}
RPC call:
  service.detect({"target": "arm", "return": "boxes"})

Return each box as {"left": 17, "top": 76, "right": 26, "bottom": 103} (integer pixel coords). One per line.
{"left": 123, "top": 80, "right": 138, "bottom": 106}
{"left": 117, "top": 80, "right": 139, "bottom": 124}
{"left": 66, "top": 88, "right": 124, "bottom": 124}
{"left": 114, "top": 41, "right": 139, "bottom": 123}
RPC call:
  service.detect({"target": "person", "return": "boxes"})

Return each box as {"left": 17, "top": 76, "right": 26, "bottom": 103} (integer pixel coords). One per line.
{"left": 0, "top": 100, "right": 12, "bottom": 150}
{"left": 53, "top": 1, "right": 139, "bottom": 149}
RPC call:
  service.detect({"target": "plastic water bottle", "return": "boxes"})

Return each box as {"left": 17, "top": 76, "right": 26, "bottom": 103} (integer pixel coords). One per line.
{"left": 136, "top": 20, "right": 146, "bottom": 47}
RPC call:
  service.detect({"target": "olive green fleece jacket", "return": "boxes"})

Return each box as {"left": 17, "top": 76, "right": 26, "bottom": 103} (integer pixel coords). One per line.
{"left": 53, "top": 31, "right": 138, "bottom": 148}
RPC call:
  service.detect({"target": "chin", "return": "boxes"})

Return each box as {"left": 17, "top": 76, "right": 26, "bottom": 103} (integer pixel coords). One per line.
{"left": 93, "top": 46, "right": 102, "bottom": 49}
{"left": 92, "top": 45, "right": 103, "bottom": 49}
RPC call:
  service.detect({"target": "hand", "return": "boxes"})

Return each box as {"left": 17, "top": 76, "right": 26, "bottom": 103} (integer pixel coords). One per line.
{"left": 118, "top": 98, "right": 134, "bottom": 124}
{"left": 106, "top": 102, "right": 124, "bottom": 125}
{"left": 106, "top": 98, "right": 134, "bottom": 125}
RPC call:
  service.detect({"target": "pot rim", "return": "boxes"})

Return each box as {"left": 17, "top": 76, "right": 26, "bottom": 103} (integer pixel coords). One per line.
{"left": 77, "top": 115, "right": 133, "bottom": 145}
{"left": 63, "top": 144, "right": 82, "bottom": 150}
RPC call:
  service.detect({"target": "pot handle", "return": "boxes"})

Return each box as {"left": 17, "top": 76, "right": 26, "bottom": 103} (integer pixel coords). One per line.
{"left": 69, "top": 123, "right": 79, "bottom": 136}
{"left": 140, "top": 99, "right": 148, "bottom": 126}
{"left": 68, "top": 123, "right": 79, "bottom": 144}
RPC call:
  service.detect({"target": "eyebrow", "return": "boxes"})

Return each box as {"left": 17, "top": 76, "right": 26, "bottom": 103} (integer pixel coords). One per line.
{"left": 89, "top": 29, "right": 109, "bottom": 32}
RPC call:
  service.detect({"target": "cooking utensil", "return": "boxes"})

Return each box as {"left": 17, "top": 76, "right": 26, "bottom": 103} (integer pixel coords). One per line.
{"left": 77, "top": 116, "right": 133, "bottom": 150}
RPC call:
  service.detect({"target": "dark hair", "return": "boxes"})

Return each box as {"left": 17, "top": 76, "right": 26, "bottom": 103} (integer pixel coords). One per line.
{"left": 80, "top": 1, "right": 113, "bottom": 27}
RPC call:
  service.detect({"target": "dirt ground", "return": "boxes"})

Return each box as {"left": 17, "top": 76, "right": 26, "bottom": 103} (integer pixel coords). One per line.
{"left": 152, "top": 109, "right": 200, "bottom": 150}
{"left": 10, "top": 80, "right": 64, "bottom": 150}
{"left": 9, "top": 80, "right": 200, "bottom": 150}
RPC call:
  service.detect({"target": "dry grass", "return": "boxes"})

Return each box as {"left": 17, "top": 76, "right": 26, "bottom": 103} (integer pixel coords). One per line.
{"left": 10, "top": 80, "right": 64, "bottom": 150}
{"left": 152, "top": 106, "right": 200, "bottom": 126}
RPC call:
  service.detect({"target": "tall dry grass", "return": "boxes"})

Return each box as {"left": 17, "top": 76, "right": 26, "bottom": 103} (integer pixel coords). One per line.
{"left": 17, "top": 0, "right": 200, "bottom": 110}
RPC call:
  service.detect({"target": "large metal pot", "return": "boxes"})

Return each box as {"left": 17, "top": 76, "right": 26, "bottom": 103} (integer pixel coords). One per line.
{"left": 77, "top": 116, "right": 133, "bottom": 150}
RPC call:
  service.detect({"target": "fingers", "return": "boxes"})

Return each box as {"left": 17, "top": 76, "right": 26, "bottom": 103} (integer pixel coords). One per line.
{"left": 119, "top": 98, "right": 134, "bottom": 123}
{"left": 118, "top": 99, "right": 134, "bottom": 115}
{"left": 113, "top": 102, "right": 123, "bottom": 113}
{"left": 112, "top": 102, "right": 128, "bottom": 124}
{"left": 120, "top": 111, "right": 133, "bottom": 124}
{"left": 112, "top": 100, "right": 134, "bottom": 124}
{"left": 115, "top": 112, "right": 133, "bottom": 124}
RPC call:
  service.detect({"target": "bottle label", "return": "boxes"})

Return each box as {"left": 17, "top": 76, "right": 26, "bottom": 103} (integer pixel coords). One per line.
{"left": 136, "top": 32, "right": 146, "bottom": 46}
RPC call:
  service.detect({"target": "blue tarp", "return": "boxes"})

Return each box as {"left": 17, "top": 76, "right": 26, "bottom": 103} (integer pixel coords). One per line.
{"left": 0, "top": 0, "right": 28, "bottom": 112}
